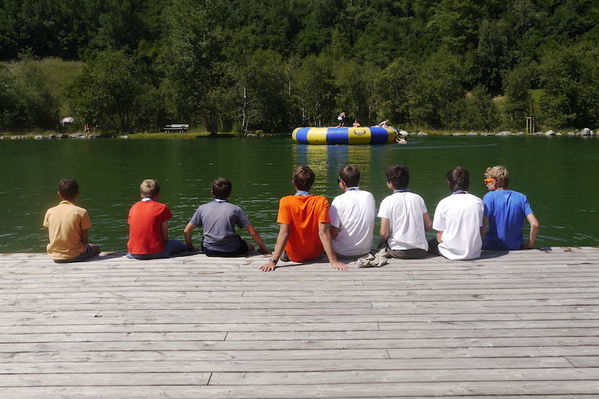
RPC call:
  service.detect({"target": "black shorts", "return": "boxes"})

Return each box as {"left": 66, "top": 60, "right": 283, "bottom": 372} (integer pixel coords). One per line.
{"left": 201, "top": 237, "right": 249, "bottom": 257}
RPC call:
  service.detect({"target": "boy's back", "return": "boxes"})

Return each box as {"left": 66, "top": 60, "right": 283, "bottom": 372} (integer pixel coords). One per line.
{"left": 128, "top": 199, "right": 172, "bottom": 255}
{"left": 277, "top": 194, "right": 329, "bottom": 262}
{"left": 483, "top": 189, "right": 532, "bottom": 250}
{"left": 190, "top": 200, "right": 250, "bottom": 251}
{"left": 433, "top": 193, "right": 483, "bottom": 260}
{"left": 43, "top": 200, "right": 91, "bottom": 260}
{"left": 379, "top": 191, "right": 428, "bottom": 251}
{"left": 330, "top": 189, "right": 375, "bottom": 256}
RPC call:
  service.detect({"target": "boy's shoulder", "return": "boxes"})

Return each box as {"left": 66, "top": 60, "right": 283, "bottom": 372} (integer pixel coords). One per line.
{"left": 199, "top": 200, "right": 241, "bottom": 210}
{"left": 48, "top": 200, "right": 88, "bottom": 214}
{"left": 281, "top": 194, "right": 328, "bottom": 203}
{"left": 132, "top": 199, "right": 168, "bottom": 207}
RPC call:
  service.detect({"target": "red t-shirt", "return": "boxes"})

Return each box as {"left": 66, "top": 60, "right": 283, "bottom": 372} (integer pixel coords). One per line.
{"left": 277, "top": 195, "right": 330, "bottom": 262}
{"left": 127, "top": 200, "right": 172, "bottom": 254}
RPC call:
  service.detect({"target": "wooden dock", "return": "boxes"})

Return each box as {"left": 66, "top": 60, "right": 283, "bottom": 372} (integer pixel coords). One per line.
{"left": 1, "top": 247, "right": 598, "bottom": 398}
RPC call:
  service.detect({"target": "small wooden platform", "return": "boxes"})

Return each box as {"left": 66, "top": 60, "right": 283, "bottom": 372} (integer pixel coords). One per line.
{"left": 1, "top": 247, "right": 598, "bottom": 398}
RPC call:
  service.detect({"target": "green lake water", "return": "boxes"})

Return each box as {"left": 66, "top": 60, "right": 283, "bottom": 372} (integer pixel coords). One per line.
{"left": 0, "top": 136, "right": 597, "bottom": 253}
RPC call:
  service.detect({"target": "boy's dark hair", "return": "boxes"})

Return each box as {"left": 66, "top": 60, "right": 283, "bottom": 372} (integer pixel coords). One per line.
{"left": 292, "top": 166, "right": 315, "bottom": 191}
{"left": 339, "top": 165, "right": 360, "bottom": 187}
{"left": 58, "top": 178, "right": 79, "bottom": 201}
{"left": 447, "top": 166, "right": 470, "bottom": 191}
{"left": 140, "top": 179, "right": 160, "bottom": 198}
{"left": 211, "top": 178, "right": 232, "bottom": 199}
{"left": 385, "top": 164, "right": 410, "bottom": 189}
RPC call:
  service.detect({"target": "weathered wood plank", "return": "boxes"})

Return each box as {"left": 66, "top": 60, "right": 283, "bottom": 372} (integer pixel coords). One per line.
{"left": 2, "top": 380, "right": 599, "bottom": 399}
{"left": 0, "top": 248, "right": 598, "bottom": 398}
{"left": 0, "top": 357, "right": 573, "bottom": 373}
{"left": 209, "top": 368, "right": 599, "bottom": 385}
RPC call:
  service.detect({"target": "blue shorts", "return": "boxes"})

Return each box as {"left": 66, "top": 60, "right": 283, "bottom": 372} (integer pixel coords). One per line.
{"left": 128, "top": 239, "right": 187, "bottom": 260}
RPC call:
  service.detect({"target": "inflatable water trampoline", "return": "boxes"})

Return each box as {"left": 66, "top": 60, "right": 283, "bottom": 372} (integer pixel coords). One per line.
{"left": 292, "top": 127, "right": 398, "bottom": 145}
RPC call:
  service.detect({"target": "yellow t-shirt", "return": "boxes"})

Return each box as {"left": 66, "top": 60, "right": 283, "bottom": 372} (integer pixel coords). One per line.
{"left": 43, "top": 200, "right": 92, "bottom": 260}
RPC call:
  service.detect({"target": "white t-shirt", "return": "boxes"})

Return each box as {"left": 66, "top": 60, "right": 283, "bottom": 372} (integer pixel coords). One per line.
{"left": 377, "top": 191, "right": 428, "bottom": 251}
{"left": 432, "top": 192, "right": 484, "bottom": 260}
{"left": 329, "top": 188, "right": 375, "bottom": 256}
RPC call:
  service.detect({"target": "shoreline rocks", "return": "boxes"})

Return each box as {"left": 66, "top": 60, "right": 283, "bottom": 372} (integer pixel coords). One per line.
{"left": 1, "top": 128, "right": 597, "bottom": 140}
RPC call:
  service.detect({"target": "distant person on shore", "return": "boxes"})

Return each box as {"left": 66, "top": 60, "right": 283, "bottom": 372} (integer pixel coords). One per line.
{"left": 329, "top": 165, "right": 375, "bottom": 258}
{"left": 127, "top": 179, "right": 186, "bottom": 260}
{"left": 482, "top": 165, "right": 540, "bottom": 250}
{"left": 43, "top": 178, "right": 101, "bottom": 263}
{"left": 429, "top": 167, "right": 484, "bottom": 260}
{"left": 260, "top": 166, "right": 348, "bottom": 272}
{"left": 183, "top": 178, "right": 269, "bottom": 257}
{"left": 336, "top": 112, "right": 346, "bottom": 128}
{"left": 378, "top": 165, "right": 432, "bottom": 259}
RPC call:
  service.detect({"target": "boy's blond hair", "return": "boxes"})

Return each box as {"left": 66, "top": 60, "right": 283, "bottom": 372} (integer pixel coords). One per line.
{"left": 140, "top": 179, "right": 160, "bottom": 198}
{"left": 485, "top": 165, "right": 510, "bottom": 188}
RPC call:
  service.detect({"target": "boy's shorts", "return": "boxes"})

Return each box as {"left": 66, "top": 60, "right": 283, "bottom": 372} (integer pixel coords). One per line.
{"left": 54, "top": 244, "right": 97, "bottom": 263}
{"left": 202, "top": 237, "right": 249, "bottom": 258}
{"left": 128, "top": 240, "right": 186, "bottom": 260}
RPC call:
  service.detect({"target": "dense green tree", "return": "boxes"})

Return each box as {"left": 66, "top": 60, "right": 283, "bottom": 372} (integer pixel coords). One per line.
{"left": 292, "top": 55, "right": 338, "bottom": 126}
{"left": 475, "top": 19, "right": 512, "bottom": 93}
{"left": 160, "top": 0, "right": 229, "bottom": 134}
{"left": 372, "top": 58, "right": 414, "bottom": 126}
{"left": 11, "top": 58, "right": 60, "bottom": 131}
{"left": 538, "top": 42, "right": 599, "bottom": 128}
{"left": 502, "top": 62, "right": 536, "bottom": 129}
{"left": 68, "top": 51, "right": 145, "bottom": 133}
{"left": 407, "top": 50, "right": 465, "bottom": 128}
{"left": 0, "top": 64, "right": 20, "bottom": 132}
{"left": 226, "top": 50, "right": 290, "bottom": 133}
{"left": 334, "top": 60, "right": 377, "bottom": 124}
{"left": 457, "top": 85, "right": 500, "bottom": 131}
{"left": 1, "top": 0, "right": 598, "bottom": 132}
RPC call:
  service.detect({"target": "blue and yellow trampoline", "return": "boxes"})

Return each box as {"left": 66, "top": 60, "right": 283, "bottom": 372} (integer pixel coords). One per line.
{"left": 292, "top": 127, "right": 397, "bottom": 145}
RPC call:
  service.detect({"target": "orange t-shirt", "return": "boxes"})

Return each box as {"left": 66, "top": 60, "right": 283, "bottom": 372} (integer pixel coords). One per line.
{"left": 127, "top": 200, "right": 172, "bottom": 255}
{"left": 277, "top": 195, "right": 330, "bottom": 262}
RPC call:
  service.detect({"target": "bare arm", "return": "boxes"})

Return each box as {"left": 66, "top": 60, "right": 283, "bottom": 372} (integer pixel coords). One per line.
{"left": 81, "top": 229, "right": 89, "bottom": 245}
{"left": 260, "top": 223, "right": 290, "bottom": 272}
{"left": 523, "top": 213, "right": 540, "bottom": 249}
{"left": 378, "top": 217, "right": 390, "bottom": 249}
{"left": 423, "top": 213, "right": 433, "bottom": 231}
{"left": 319, "top": 222, "right": 348, "bottom": 271}
{"left": 436, "top": 230, "right": 443, "bottom": 244}
{"left": 183, "top": 222, "right": 196, "bottom": 250}
{"left": 246, "top": 224, "right": 270, "bottom": 254}
{"left": 161, "top": 221, "right": 168, "bottom": 241}
{"left": 481, "top": 216, "right": 489, "bottom": 236}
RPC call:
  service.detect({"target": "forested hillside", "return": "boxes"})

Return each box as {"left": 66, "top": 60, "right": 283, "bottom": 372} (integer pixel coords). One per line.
{"left": 1, "top": 0, "right": 598, "bottom": 133}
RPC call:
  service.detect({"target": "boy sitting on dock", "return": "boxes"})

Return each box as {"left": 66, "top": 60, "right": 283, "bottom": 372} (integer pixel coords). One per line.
{"left": 329, "top": 165, "right": 375, "bottom": 258}
{"left": 378, "top": 164, "right": 432, "bottom": 259}
{"left": 260, "top": 166, "right": 347, "bottom": 272}
{"left": 43, "top": 178, "right": 101, "bottom": 263}
{"left": 429, "top": 167, "right": 484, "bottom": 260}
{"left": 183, "top": 178, "right": 269, "bottom": 257}
{"left": 482, "top": 165, "right": 540, "bottom": 250}
{"left": 127, "top": 179, "right": 186, "bottom": 260}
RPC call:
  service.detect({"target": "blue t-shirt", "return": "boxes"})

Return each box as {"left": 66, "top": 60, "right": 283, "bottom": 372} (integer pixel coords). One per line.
{"left": 483, "top": 190, "right": 533, "bottom": 250}
{"left": 189, "top": 200, "right": 250, "bottom": 251}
